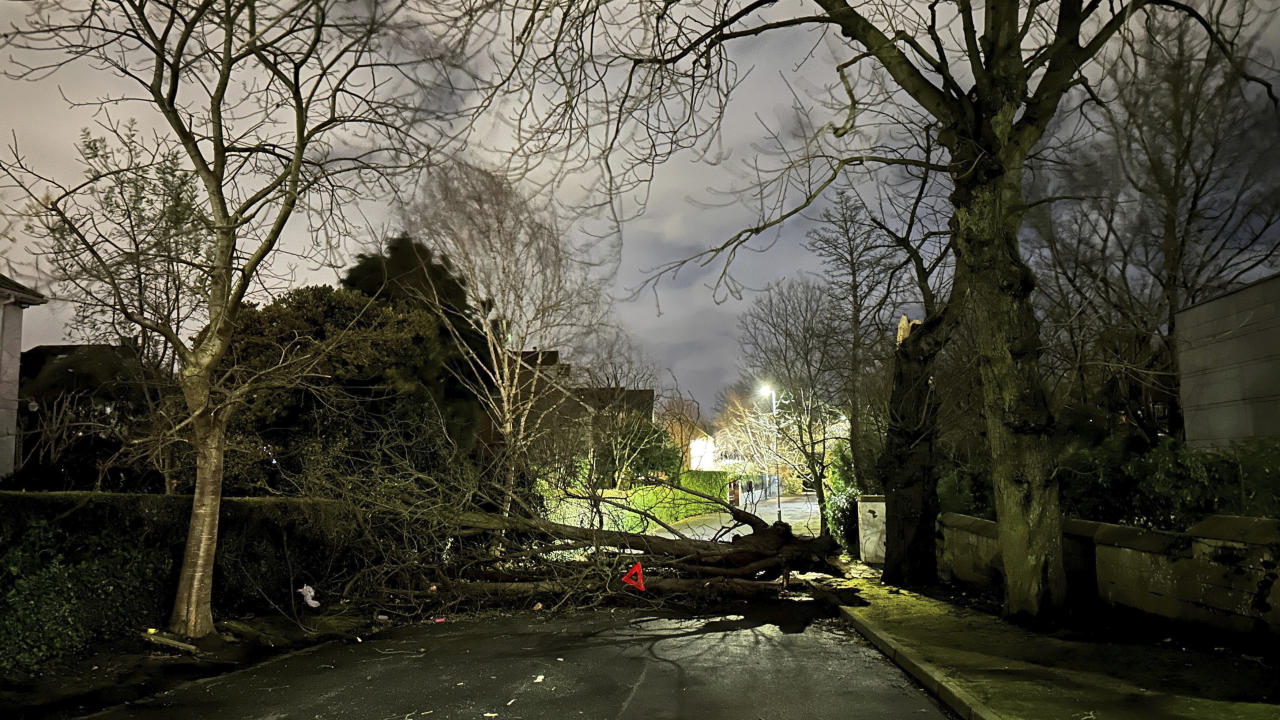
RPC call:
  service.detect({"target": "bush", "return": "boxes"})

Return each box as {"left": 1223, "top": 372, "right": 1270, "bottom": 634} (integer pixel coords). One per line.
{"left": 0, "top": 523, "right": 172, "bottom": 675}
{"left": 825, "top": 488, "right": 860, "bottom": 555}
{"left": 678, "top": 470, "right": 729, "bottom": 501}
{"left": 0, "top": 491, "right": 365, "bottom": 678}
{"left": 1057, "top": 435, "right": 1280, "bottom": 529}
{"left": 937, "top": 469, "right": 980, "bottom": 516}
{"left": 623, "top": 472, "right": 724, "bottom": 529}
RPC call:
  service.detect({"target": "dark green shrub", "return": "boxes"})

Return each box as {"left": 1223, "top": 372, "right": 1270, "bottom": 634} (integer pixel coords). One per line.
{"left": 825, "top": 488, "right": 860, "bottom": 555}
{"left": 0, "top": 521, "right": 173, "bottom": 676}
{"left": 0, "top": 492, "right": 366, "bottom": 678}
{"left": 1057, "top": 435, "right": 1280, "bottom": 529}
{"left": 937, "top": 469, "right": 978, "bottom": 516}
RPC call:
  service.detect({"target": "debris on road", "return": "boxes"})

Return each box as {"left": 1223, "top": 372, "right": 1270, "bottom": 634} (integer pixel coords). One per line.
{"left": 297, "top": 584, "right": 320, "bottom": 608}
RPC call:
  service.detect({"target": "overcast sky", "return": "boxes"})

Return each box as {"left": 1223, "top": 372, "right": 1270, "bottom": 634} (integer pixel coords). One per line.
{"left": 9, "top": 4, "right": 1271, "bottom": 416}
{"left": 0, "top": 3, "right": 837, "bottom": 416}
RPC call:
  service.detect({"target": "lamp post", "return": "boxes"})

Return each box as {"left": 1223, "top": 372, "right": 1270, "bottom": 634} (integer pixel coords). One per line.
{"left": 759, "top": 384, "right": 781, "bottom": 523}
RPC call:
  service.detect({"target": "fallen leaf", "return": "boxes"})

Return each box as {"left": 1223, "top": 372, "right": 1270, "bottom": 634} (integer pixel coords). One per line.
{"left": 534, "top": 675, "right": 545, "bottom": 683}
{"left": 507, "top": 699, "right": 516, "bottom": 706}
{"left": 484, "top": 714, "right": 498, "bottom": 718}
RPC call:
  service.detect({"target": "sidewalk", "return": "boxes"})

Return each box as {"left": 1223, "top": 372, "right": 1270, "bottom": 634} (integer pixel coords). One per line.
{"left": 823, "top": 562, "right": 1279, "bottom": 720}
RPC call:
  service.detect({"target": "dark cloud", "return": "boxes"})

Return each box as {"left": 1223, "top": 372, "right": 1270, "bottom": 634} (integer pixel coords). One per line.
{"left": 2, "top": 4, "right": 830, "bottom": 416}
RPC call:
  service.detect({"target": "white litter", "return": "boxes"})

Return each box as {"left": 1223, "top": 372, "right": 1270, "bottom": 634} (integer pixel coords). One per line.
{"left": 297, "top": 584, "right": 320, "bottom": 608}
{"left": 534, "top": 675, "right": 544, "bottom": 683}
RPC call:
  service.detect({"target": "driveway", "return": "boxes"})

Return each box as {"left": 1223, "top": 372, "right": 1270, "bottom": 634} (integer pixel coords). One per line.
{"left": 82, "top": 603, "right": 953, "bottom": 719}
{"left": 662, "top": 493, "right": 824, "bottom": 540}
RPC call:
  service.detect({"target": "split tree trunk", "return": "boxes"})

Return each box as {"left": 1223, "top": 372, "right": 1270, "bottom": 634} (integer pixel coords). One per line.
{"left": 950, "top": 157, "right": 1066, "bottom": 620}
{"left": 879, "top": 306, "right": 955, "bottom": 587}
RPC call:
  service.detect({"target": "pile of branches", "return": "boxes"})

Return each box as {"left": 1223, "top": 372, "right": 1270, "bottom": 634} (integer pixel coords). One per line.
{"left": 267, "top": 424, "right": 838, "bottom": 615}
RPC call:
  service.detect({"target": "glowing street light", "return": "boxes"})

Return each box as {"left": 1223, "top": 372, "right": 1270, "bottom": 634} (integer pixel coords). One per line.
{"left": 758, "top": 384, "right": 781, "bottom": 523}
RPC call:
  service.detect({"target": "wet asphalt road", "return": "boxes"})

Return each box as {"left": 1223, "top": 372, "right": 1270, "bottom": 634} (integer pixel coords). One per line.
{"left": 81, "top": 602, "right": 953, "bottom": 720}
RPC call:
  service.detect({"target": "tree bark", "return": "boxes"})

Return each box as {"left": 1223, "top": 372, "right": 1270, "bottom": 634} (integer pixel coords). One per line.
{"left": 950, "top": 158, "right": 1066, "bottom": 620}
{"left": 168, "top": 374, "right": 226, "bottom": 638}
{"left": 878, "top": 307, "right": 953, "bottom": 587}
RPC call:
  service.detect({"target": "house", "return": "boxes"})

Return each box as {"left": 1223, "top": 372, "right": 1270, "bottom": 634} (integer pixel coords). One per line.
{"left": 688, "top": 428, "right": 717, "bottom": 471}
{"left": 480, "top": 349, "right": 656, "bottom": 460}
{"left": 1, "top": 274, "right": 47, "bottom": 477}
{"left": 1176, "top": 271, "right": 1280, "bottom": 448}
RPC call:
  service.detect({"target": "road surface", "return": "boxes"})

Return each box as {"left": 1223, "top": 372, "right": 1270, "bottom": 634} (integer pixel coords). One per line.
{"left": 82, "top": 603, "right": 953, "bottom": 719}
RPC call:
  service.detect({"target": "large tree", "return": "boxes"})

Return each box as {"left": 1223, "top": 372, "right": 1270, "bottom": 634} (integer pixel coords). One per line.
{"left": 737, "top": 277, "right": 846, "bottom": 537}
{"left": 395, "top": 161, "right": 613, "bottom": 518}
{"left": 1028, "top": 6, "right": 1280, "bottom": 441}
{"left": 446, "top": 0, "right": 1276, "bottom": 618}
{"left": 2, "top": 0, "right": 449, "bottom": 637}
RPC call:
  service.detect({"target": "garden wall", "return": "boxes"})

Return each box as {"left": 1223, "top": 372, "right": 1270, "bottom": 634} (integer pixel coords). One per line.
{"left": 937, "top": 512, "right": 1280, "bottom": 633}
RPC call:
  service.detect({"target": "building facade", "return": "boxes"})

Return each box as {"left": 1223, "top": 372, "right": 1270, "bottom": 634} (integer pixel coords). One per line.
{"left": 1176, "top": 272, "right": 1280, "bottom": 448}
{"left": 0, "top": 274, "right": 47, "bottom": 476}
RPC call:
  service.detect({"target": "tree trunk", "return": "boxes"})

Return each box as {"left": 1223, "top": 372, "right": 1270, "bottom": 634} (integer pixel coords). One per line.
{"left": 451, "top": 509, "right": 837, "bottom": 576}
{"left": 169, "top": 376, "right": 226, "bottom": 638}
{"left": 878, "top": 310, "right": 951, "bottom": 587}
{"left": 812, "top": 459, "right": 830, "bottom": 538}
{"left": 951, "top": 160, "right": 1066, "bottom": 620}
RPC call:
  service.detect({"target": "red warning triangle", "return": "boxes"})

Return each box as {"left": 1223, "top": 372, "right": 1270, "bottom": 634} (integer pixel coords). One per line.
{"left": 621, "top": 561, "right": 645, "bottom": 591}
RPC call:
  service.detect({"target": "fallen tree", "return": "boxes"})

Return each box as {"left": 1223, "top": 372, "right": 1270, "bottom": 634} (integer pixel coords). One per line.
{"left": 248, "top": 396, "right": 840, "bottom": 610}
{"left": 449, "top": 509, "right": 839, "bottom": 582}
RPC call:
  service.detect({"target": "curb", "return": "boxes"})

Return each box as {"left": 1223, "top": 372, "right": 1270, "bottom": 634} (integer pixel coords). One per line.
{"left": 838, "top": 606, "right": 1005, "bottom": 720}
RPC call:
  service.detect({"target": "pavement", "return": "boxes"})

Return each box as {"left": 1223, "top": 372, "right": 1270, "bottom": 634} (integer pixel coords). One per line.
{"left": 77, "top": 601, "right": 955, "bottom": 720}
{"left": 822, "top": 562, "right": 1280, "bottom": 720}
{"left": 663, "top": 493, "right": 823, "bottom": 540}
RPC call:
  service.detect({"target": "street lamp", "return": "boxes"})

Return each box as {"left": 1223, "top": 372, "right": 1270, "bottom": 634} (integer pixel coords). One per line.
{"left": 758, "top": 384, "right": 781, "bottom": 523}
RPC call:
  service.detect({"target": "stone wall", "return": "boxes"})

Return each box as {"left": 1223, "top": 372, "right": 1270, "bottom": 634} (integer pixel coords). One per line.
{"left": 937, "top": 513, "right": 1001, "bottom": 589}
{"left": 938, "top": 512, "right": 1280, "bottom": 633}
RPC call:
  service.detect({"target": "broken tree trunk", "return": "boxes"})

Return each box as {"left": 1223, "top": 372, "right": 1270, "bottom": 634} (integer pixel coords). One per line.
{"left": 449, "top": 510, "right": 838, "bottom": 582}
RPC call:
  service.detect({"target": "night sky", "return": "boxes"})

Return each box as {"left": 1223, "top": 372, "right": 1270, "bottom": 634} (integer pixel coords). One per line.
{"left": 0, "top": 5, "right": 836, "bottom": 415}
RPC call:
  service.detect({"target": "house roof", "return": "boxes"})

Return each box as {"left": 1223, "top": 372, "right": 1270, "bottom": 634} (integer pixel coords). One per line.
{"left": 0, "top": 273, "right": 47, "bottom": 306}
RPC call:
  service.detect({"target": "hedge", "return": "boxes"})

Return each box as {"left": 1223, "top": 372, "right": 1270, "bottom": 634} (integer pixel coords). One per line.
{"left": 0, "top": 491, "right": 364, "bottom": 677}
{"left": 621, "top": 471, "right": 729, "bottom": 529}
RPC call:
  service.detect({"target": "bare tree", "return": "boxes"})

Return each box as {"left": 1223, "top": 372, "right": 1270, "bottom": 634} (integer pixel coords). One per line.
{"left": 1, "top": 0, "right": 450, "bottom": 637}
{"left": 654, "top": 392, "right": 706, "bottom": 472}
{"left": 1028, "top": 5, "right": 1280, "bottom": 440}
{"left": 844, "top": 127, "right": 957, "bottom": 586}
{"left": 438, "top": 0, "right": 1277, "bottom": 618}
{"left": 737, "top": 277, "right": 846, "bottom": 536}
{"left": 804, "top": 190, "right": 899, "bottom": 486}
{"left": 397, "top": 161, "right": 614, "bottom": 519}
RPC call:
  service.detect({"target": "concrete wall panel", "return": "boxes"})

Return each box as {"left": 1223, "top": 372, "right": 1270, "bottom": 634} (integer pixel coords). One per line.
{"left": 1177, "top": 273, "right": 1280, "bottom": 448}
